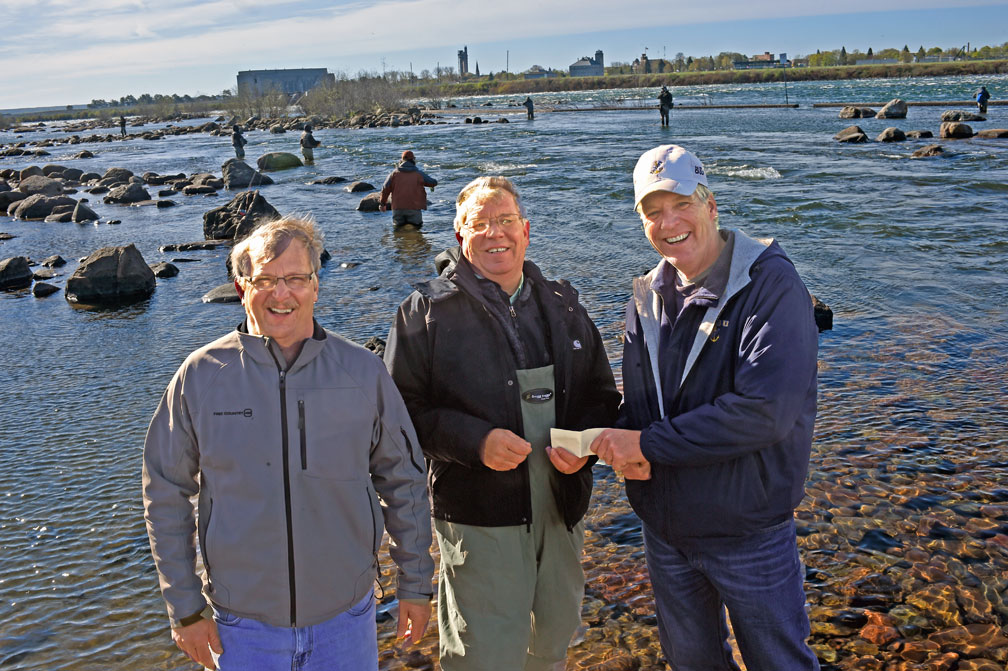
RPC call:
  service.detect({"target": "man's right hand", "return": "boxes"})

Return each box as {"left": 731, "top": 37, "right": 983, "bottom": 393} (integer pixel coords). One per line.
{"left": 480, "top": 428, "right": 532, "bottom": 471}
{"left": 172, "top": 618, "right": 222, "bottom": 670}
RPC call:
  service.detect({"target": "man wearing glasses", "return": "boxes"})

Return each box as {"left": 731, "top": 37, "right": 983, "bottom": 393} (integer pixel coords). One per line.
{"left": 143, "top": 215, "right": 434, "bottom": 670}
{"left": 385, "top": 177, "right": 620, "bottom": 670}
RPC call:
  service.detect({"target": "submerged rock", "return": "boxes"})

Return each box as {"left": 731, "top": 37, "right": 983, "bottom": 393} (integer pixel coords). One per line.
{"left": 221, "top": 159, "right": 274, "bottom": 189}
{"left": 202, "top": 282, "right": 240, "bottom": 303}
{"left": 941, "top": 110, "right": 985, "bottom": 122}
{"left": 912, "top": 144, "right": 945, "bottom": 158}
{"left": 834, "top": 125, "right": 868, "bottom": 143}
{"left": 877, "top": 127, "right": 906, "bottom": 143}
{"left": 32, "top": 282, "right": 60, "bottom": 297}
{"left": 356, "top": 192, "right": 382, "bottom": 212}
{"left": 345, "top": 181, "right": 375, "bottom": 193}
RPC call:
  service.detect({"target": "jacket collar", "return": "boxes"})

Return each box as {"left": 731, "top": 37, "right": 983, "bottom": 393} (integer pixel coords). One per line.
{"left": 235, "top": 319, "right": 327, "bottom": 372}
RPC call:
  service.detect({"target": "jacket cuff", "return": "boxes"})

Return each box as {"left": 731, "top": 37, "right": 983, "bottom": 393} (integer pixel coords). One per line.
{"left": 173, "top": 604, "right": 212, "bottom": 629}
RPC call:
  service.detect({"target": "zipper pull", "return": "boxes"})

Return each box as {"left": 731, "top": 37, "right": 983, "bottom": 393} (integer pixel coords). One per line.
{"left": 509, "top": 305, "right": 517, "bottom": 319}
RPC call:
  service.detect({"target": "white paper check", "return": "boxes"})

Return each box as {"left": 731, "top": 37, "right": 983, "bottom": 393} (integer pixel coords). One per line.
{"left": 549, "top": 427, "right": 606, "bottom": 459}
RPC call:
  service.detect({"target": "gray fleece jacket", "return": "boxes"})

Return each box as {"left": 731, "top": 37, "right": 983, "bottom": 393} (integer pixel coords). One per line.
{"left": 143, "top": 321, "right": 433, "bottom": 628}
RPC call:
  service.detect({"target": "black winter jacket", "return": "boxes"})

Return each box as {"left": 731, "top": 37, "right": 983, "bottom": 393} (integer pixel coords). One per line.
{"left": 385, "top": 250, "right": 620, "bottom": 530}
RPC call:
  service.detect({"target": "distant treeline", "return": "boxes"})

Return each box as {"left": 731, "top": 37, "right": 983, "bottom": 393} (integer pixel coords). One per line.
{"left": 414, "top": 59, "right": 1008, "bottom": 98}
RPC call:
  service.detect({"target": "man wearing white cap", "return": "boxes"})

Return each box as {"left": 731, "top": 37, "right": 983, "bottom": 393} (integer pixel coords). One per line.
{"left": 592, "top": 145, "right": 820, "bottom": 670}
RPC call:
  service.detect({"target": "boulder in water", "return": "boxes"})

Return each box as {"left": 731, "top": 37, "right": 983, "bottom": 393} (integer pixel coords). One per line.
{"left": 202, "top": 282, "right": 240, "bottom": 303}
{"left": 33, "top": 282, "right": 60, "bottom": 297}
{"left": 834, "top": 125, "right": 868, "bottom": 143}
{"left": 976, "top": 128, "right": 1008, "bottom": 139}
{"left": 256, "top": 152, "right": 303, "bottom": 171}
{"left": 941, "top": 110, "right": 985, "bottom": 122}
{"left": 912, "top": 144, "right": 945, "bottom": 158}
{"left": 202, "top": 190, "right": 280, "bottom": 240}
{"left": 875, "top": 99, "right": 908, "bottom": 119}
{"left": 11, "top": 194, "right": 76, "bottom": 220}
{"left": 72, "top": 201, "right": 99, "bottom": 222}
{"left": 103, "top": 182, "right": 151, "bottom": 204}
{"left": 876, "top": 127, "right": 906, "bottom": 143}
{"left": 222, "top": 159, "right": 274, "bottom": 189}
{"left": 940, "top": 122, "right": 974, "bottom": 139}
{"left": 345, "top": 181, "right": 375, "bottom": 193}
{"left": 65, "top": 243, "right": 156, "bottom": 305}
{"left": 357, "top": 192, "right": 382, "bottom": 212}
{"left": 17, "top": 174, "right": 63, "bottom": 197}
{"left": 839, "top": 106, "right": 875, "bottom": 119}
{"left": 0, "top": 256, "right": 33, "bottom": 290}
{"left": 150, "top": 262, "right": 180, "bottom": 278}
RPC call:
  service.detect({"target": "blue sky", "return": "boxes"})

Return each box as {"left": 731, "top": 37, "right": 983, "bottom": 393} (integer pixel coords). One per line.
{"left": 1, "top": 0, "right": 1006, "bottom": 110}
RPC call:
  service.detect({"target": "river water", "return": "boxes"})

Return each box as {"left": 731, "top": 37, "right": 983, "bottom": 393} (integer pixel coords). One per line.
{"left": 2, "top": 75, "right": 1007, "bottom": 670}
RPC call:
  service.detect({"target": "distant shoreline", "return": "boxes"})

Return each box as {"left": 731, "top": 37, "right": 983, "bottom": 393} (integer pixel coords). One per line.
{"left": 412, "top": 60, "right": 1008, "bottom": 98}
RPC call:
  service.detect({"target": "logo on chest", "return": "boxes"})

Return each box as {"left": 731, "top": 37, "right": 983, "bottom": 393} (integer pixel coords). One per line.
{"left": 521, "top": 389, "right": 554, "bottom": 404}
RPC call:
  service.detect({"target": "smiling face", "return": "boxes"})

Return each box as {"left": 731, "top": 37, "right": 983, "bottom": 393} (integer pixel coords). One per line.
{"left": 639, "top": 188, "right": 723, "bottom": 281}
{"left": 456, "top": 191, "right": 529, "bottom": 294}
{"left": 238, "top": 240, "right": 319, "bottom": 349}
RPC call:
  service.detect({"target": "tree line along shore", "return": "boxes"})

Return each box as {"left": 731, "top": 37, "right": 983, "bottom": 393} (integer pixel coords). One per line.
{"left": 2, "top": 59, "right": 1006, "bottom": 127}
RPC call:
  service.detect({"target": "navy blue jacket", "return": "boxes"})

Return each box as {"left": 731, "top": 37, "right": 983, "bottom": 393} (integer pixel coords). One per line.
{"left": 620, "top": 230, "right": 818, "bottom": 541}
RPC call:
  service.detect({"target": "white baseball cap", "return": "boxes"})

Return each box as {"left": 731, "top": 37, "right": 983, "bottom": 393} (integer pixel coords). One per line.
{"left": 633, "top": 144, "right": 708, "bottom": 209}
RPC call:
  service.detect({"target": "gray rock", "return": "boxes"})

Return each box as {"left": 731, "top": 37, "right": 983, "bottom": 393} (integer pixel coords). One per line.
{"left": 61, "top": 168, "right": 84, "bottom": 182}
{"left": 72, "top": 201, "right": 99, "bottom": 222}
{"left": 811, "top": 294, "right": 833, "bottom": 332}
{"left": 72, "top": 150, "right": 94, "bottom": 159}
{"left": 42, "top": 255, "right": 66, "bottom": 267}
{"left": 182, "top": 185, "right": 217, "bottom": 196}
{"left": 19, "top": 166, "right": 43, "bottom": 180}
{"left": 65, "top": 243, "right": 156, "bottom": 305}
{"left": 834, "top": 125, "right": 868, "bottom": 143}
{"left": 150, "top": 262, "right": 179, "bottom": 278}
{"left": 156, "top": 200, "right": 177, "bottom": 208}
{"left": 160, "top": 241, "right": 223, "bottom": 252}
{"left": 876, "top": 127, "right": 906, "bottom": 143}
{"left": 222, "top": 159, "right": 274, "bottom": 189}
{"left": 941, "top": 110, "right": 985, "bottom": 122}
{"left": 905, "top": 130, "right": 933, "bottom": 139}
{"left": 0, "top": 256, "right": 33, "bottom": 289}
{"left": 202, "top": 190, "right": 280, "bottom": 240}
{"left": 309, "top": 176, "right": 348, "bottom": 185}
{"left": 912, "top": 144, "right": 945, "bottom": 158}
{"left": 17, "top": 174, "right": 63, "bottom": 197}
{"left": 202, "top": 282, "right": 240, "bottom": 303}
{"left": 839, "top": 106, "right": 875, "bottom": 119}
{"left": 191, "top": 173, "right": 225, "bottom": 190}
{"left": 940, "top": 122, "right": 974, "bottom": 139}
{"left": 256, "top": 152, "right": 303, "bottom": 171}
{"left": 159, "top": 189, "right": 178, "bottom": 197}
{"left": 11, "top": 194, "right": 77, "bottom": 220}
{"left": 0, "top": 190, "right": 27, "bottom": 212}
{"left": 875, "top": 99, "right": 908, "bottom": 119}
{"left": 103, "top": 182, "right": 151, "bottom": 204}
{"left": 976, "top": 128, "right": 1008, "bottom": 139}
{"left": 42, "top": 164, "right": 66, "bottom": 176}
{"left": 356, "top": 192, "right": 382, "bottom": 212}
{"left": 270, "top": 124, "right": 286, "bottom": 134}
{"left": 346, "top": 181, "right": 375, "bottom": 193}
{"left": 102, "top": 167, "right": 134, "bottom": 183}
{"left": 33, "top": 282, "right": 60, "bottom": 297}
{"left": 33, "top": 267, "right": 56, "bottom": 280}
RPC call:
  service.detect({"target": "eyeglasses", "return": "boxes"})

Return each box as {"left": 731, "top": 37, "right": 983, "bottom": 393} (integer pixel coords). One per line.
{"left": 244, "top": 272, "right": 315, "bottom": 291}
{"left": 461, "top": 214, "right": 524, "bottom": 234}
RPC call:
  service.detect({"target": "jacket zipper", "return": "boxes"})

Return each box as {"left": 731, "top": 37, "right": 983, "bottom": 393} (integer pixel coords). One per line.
{"left": 504, "top": 303, "right": 531, "bottom": 532}
{"left": 264, "top": 337, "right": 298, "bottom": 627}
{"left": 298, "top": 400, "right": 307, "bottom": 470}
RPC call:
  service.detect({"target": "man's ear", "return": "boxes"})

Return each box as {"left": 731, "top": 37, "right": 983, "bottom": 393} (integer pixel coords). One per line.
{"left": 234, "top": 279, "right": 244, "bottom": 300}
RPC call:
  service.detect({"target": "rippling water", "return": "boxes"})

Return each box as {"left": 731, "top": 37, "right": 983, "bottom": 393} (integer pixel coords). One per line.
{"left": 2, "top": 74, "right": 1007, "bottom": 669}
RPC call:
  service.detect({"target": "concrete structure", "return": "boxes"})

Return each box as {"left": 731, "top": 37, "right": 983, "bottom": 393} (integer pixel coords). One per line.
{"left": 569, "top": 50, "right": 604, "bottom": 77}
{"left": 236, "top": 69, "right": 335, "bottom": 96}
{"left": 524, "top": 65, "right": 559, "bottom": 80}
{"left": 458, "top": 47, "right": 469, "bottom": 76}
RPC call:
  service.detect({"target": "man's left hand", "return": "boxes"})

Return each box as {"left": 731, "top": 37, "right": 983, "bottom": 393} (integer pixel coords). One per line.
{"left": 397, "top": 599, "right": 431, "bottom": 646}
{"left": 590, "top": 428, "right": 644, "bottom": 472}
{"left": 546, "top": 446, "right": 589, "bottom": 474}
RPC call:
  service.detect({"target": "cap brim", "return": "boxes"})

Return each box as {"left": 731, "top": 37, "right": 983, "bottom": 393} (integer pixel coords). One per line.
{"left": 634, "top": 178, "right": 699, "bottom": 209}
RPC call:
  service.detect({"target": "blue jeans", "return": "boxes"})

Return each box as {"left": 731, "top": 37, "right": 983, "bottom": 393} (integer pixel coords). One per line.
{"left": 211, "top": 593, "right": 378, "bottom": 671}
{"left": 643, "top": 519, "right": 819, "bottom": 671}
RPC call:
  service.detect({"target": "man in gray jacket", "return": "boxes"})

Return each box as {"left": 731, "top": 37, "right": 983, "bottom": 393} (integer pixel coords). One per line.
{"left": 143, "top": 215, "right": 433, "bottom": 670}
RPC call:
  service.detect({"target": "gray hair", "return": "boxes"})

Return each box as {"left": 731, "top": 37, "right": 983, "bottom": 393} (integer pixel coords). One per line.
{"left": 230, "top": 214, "right": 324, "bottom": 278}
{"left": 453, "top": 176, "right": 527, "bottom": 232}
